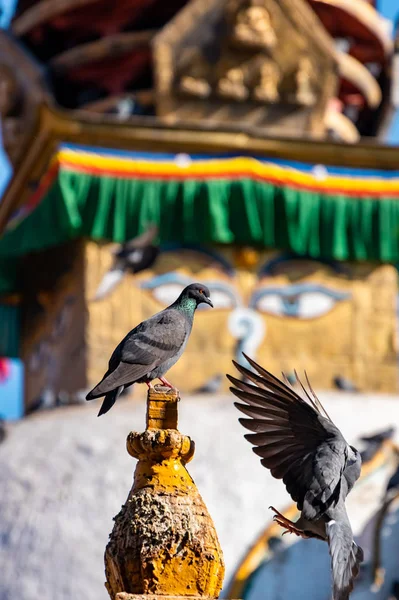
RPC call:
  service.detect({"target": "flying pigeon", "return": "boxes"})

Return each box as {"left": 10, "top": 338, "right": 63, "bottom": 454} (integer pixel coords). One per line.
{"left": 227, "top": 354, "right": 363, "bottom": 600}
{"left": 93, "top": 224, "right": 160, "bottom": 301}
{"left": 86, "top": 283, "right": 213, "bottom": 416}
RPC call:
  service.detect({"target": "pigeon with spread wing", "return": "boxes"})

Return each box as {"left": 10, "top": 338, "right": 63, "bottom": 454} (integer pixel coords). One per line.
{"left": 227, "top": 354, "right": 363, "bottom": 600}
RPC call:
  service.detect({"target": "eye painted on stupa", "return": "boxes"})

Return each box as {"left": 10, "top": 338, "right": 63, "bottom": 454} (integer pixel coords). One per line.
{"left": 249, "top": 284, "right": 351, "bottom": 319}
{"left": 141, "top": 273, "right": 241, "bottom": 310}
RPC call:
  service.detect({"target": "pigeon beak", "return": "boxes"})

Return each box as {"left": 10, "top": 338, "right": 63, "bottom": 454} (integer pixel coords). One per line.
{"left": 204, "top": 296, "right": 213, "bottom": 308}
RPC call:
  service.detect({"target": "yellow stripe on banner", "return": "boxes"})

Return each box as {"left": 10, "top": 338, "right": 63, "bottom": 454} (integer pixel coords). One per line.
{"left": 56, "top": 148, "right": 399, "bottom": 195}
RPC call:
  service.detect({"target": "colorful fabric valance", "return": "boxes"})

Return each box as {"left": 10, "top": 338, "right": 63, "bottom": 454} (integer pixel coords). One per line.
{"left": 1, "top": 144, "right": 399, "bottom": 294}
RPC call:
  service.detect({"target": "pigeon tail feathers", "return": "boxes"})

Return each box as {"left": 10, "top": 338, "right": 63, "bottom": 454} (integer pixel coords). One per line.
{"left": 97, "top": 386, "right": 124, "bottom": 416}
{"left": 327, "top": 519, "right": 363, "bottom": 600}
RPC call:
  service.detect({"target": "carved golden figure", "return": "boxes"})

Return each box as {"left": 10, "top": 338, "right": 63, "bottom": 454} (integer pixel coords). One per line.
{"left": 253, "top": 60, "right": 280, "bottom": 103}
{"left": 217, "top": 67, "right": 248, "bottom": 101}
{"left": 179, "top": 75, "right": 211, "bottom": 98}
{"left": 233, "top": 4, "right": 277, "bottom": 49}
{"left": 295, "top": 56, "right": 317, "bottom": 106}
{"left": 178, "top": 50, "right": 212, "bottom": 98}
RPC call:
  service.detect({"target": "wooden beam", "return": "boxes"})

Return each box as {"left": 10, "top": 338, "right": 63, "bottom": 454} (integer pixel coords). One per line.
{"left": 12, "top": 0, "right": 100, "bottom": 36}
{"left": 50, "top": 30, "right": 158, "bottom": 72}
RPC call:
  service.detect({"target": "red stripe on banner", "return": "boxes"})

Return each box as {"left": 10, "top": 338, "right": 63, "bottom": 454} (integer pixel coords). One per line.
{"left": 25, "top": 161, "right": 60, "bottom": 210}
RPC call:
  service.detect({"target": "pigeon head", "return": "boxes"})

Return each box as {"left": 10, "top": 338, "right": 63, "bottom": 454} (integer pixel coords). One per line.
{"left": 180, "top": 283, "right": 213, "bottom": 308}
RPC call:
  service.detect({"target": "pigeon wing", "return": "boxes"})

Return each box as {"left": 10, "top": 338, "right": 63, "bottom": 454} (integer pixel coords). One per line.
{"left": 122, "top": 224, "right": 158, "bottom": 250}
{"left": 87, "top": 308, "right": 187, "bottom": 399}
{"left": 120, "top": 308, "right": 188, "bottom": 364}
{"left": 228, "top": 355, "right": 348, "bottom": 520}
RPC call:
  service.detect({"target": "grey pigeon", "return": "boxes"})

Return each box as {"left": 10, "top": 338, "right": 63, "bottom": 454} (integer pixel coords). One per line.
{"left": 334, "top": 375, "right": 358, "bottom": 393}
{"left": 194, "top": 374, "right": 223, "bottom": 394}
{"left": 93, "top": 224, "right": 160, "bottom": 301}
{"left": 86, "top": 283, "right": 213, "bottom": 416}
{"left": 227, "top": 354, "right": 363, "bottom": 600}
{"left": 0, "top": 417, "right": 6, "bottom": 445}
{"left": 360, "top": 427, "right": 395, "bottom": 445}
{"left": 360, "top": 427, "right": 395, "bottom": 463}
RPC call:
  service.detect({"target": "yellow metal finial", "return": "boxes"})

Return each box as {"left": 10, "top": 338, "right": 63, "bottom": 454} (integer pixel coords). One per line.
{"left": 104, "top": 386, "right": 225, "bottom": 600}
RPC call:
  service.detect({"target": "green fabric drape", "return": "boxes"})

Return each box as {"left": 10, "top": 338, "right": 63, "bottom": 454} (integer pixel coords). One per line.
{"left": 1, "top": 171, "right": 399, "bottom": 293}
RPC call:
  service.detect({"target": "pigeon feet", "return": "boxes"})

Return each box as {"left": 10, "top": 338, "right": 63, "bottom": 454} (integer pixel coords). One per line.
{"left": 269, "top": 506, "right": 310, "bottom": 539}
{"left": 159, "top": 377, "right": 179, "bottom": 394}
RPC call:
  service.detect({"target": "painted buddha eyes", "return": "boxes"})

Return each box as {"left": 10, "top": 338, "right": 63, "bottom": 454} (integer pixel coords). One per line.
{"left": 141, "top": 274, "right": 350, "bottom": 319}
{"left": 141, "top": 274, "right": 239, "bottom": 310}
{"left": 250, "top": 284, "right": 350, "bottom": 319}
{"left": 144, "top": 280, "right": 184, "bottom": 306}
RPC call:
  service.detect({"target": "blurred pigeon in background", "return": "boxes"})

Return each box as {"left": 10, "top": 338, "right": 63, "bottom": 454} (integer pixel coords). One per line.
{"left": 87, "top": 283, "right": 213, "bottom": 416}
{"left": 359, "top": 427, "right": 396, "bottom": 463}
{"left": 386, "top": 466, "right": 399, "bottom": 496}
{"left": 0, "top": 417, "right": 7, "bottom": 445}
{"left": 93, "top": 224, "right": 160, "bottom": 301}
{"left": 228, "top": 355, "right": 363, "bottom": 600}
{"left": 360, "top": 427, "right": 395, "bottom": 445}
{"left": 194, "top": 374, "right": 223, "bottom": 394}
{"left": 334, "top": 375, "right": 358, "bottom": 393}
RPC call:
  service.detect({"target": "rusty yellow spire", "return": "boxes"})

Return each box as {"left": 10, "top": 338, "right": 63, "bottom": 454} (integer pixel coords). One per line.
{"left": 104, "top": 386, "right": 225, "bottom": 599}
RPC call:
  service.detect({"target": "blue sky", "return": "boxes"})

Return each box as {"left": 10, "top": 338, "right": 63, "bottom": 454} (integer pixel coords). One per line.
{"left": 0, "top": 0, "right": 398, "bottom": 196}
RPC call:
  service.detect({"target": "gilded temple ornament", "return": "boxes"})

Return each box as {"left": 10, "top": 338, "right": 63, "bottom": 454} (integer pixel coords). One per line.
{"left": 217, "top": 67, "right": 248, "bottom": 101}
{"left": 295, "top": 56, "right": 317, "bottom": 106}
{"left": 179, "top": 75, "right": 211, "bottom": 98}
{"left": 178, "top": 50, "right": 212, "bottom": 98}
{"left": 253, "top": 60, "right": 280, "bottom": 103}
{"left": 233, "top": 5, "right": 276, "bottom": 50}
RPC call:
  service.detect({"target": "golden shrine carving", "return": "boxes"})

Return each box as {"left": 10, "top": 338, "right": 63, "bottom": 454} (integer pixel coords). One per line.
{"left": 253, "top": 59, "right": 280, "bottom": 103}
{"left": 153, "top": 0, "right": 338, "bottom": 138}
{"left": 232, "top": 4, "right": 277, "bottom": 49}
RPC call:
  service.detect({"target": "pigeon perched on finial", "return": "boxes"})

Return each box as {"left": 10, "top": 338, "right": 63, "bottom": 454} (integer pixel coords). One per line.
{"left": 227, "top": 354, "right": 363, "bottom": 600}
{"left": 93, "top": 224, "right": 160, "bottom": 301}
{"left": 86, "top": 283, "right": 213, "bottom": 416}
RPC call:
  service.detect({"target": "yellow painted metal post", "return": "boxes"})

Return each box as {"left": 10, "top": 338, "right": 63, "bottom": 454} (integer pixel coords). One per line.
{"left": 104, "top": 386, "right": 225, "bottom": 600}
